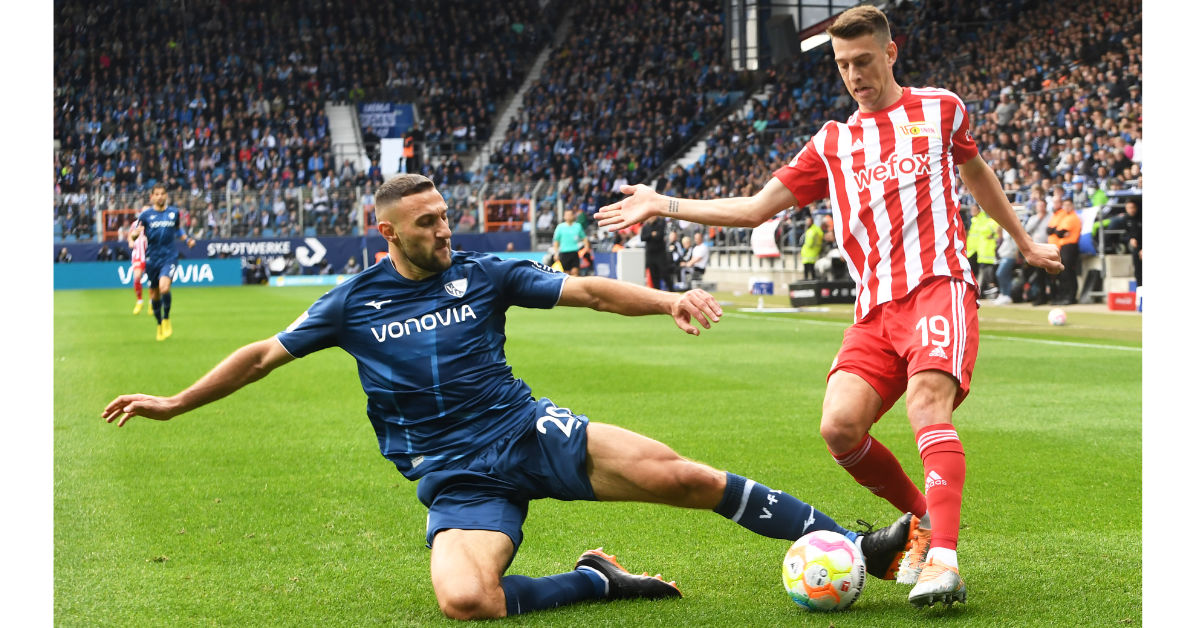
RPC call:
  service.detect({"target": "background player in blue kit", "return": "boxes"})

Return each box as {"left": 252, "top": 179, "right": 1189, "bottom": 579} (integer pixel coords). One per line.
{"left": 103, "top": 174, "right": 916, "bottom": 620}
{"left": 132, "top": 184, "right": 196, "bottom": 340}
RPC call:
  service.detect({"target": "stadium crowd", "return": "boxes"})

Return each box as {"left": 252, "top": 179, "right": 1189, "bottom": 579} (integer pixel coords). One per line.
{"left": 54, "top": 0, "right": 557, "bottom": 239}
{"left": 484, "top": 0, "right": 749, "bottom": 230}
{"left": 54, "top": 0, "right": 1142, "bottom": 295}
{"left": 646, "top": 0, "right": 1141, "bottom": 259}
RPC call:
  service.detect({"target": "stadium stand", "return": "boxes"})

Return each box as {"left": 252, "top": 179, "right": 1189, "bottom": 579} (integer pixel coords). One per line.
{"left": 485, "top": 0, "right": 750, "bottom": 221}
{"left": 649, "top": 0, "right": 1141, "bottom": 263}
{"left": 54, "top": 0, "right": 558, "bottom": 237}
{"left": 53, "top": 0, "right": 1142, "bottom": 296}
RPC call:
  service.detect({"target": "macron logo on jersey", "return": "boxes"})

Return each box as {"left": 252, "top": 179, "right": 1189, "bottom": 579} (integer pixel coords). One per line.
{"left": 371, "top": 304, "right": 478, "bottom": 343}
{"left": 444, "top": 278, "right": 468, "bottom": 298}
{"left": 853, "top": 152, "right": 932, "bottom": 193}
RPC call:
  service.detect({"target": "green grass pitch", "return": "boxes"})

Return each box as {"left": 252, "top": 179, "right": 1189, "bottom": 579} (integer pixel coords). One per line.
{"left": 54, "top": 285, "right": 1141, "bottom": 626}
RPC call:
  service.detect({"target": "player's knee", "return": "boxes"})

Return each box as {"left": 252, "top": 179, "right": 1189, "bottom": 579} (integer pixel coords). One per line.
{"left": 436, "top": 585, "right": 504, "bottom": 620}
{"left": 677, "top": 461, "right": 724, "bottom": 495}
{"left": 819, "top": 412, "right": 866, "bottom": 454}
{"left": 655, "top": 459, "right": 724, "bottom": 505}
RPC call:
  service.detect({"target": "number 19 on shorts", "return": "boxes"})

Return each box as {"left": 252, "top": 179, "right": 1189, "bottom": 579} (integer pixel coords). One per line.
{"left": 915, "top": 315, "right": 951, "bottom": 348}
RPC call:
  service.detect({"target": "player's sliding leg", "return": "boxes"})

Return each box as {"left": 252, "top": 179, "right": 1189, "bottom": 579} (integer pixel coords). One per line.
{"left": 585, "top": 422, "right": 913, "bottom": 579}
{"left": 904, "top": 371, "right": 967, "bottom": 607}
{"left": 574, "top": 548, "right": 680, "bottom": 601}
{"left": 429, "top": 529, "right": 672, "bottom": 619}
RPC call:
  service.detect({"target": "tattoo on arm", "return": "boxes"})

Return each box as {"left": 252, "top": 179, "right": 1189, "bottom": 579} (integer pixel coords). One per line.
{"left": 668, "top": 199, "right": 679, "bottom": 214}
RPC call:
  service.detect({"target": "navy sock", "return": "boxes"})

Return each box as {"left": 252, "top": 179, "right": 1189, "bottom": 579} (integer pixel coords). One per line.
{"left": 151, "top": 299, "right": 162, "bottom": 324}
{"left": 500, "top": 569, "right": 605, "bottom": 616}
{"left": 162, "top": 291, "right": 172, "bottom": 319}
{"left": 713, "top": 472, "right": 853, "bottom": 541}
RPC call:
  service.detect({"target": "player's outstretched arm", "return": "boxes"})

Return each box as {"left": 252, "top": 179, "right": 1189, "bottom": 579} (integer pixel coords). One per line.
{"left": 557, "top": 276, "right": 722, "bottom": 336}
{"left": 594, "top": 180, "right": 796, "bottom": 232}
{"left": 101, "top": 338, "right": 295, "bottom": 427}
{"left": 958, "top": 155, "right": 1064, "bottom": 274}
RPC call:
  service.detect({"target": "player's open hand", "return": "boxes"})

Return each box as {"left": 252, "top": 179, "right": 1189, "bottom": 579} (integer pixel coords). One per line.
{"left": 1022, "top": 241, "right": 1065, "bottom": 275}
{"left": 102, "top": 394, "right": 179, "bottom": 427}
{"left": 595, "top": 184, "right": 660, "bottom": 232}
{"left": 671, "top": 289, "right": 723, "bottom": 336}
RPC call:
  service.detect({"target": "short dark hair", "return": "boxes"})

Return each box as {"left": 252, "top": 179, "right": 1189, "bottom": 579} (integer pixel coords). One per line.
{"left": 827, "top": 5, "right": 891, "bottom": 44}
{"left": 375, "top": 173, "right": 435, "bottom": 208}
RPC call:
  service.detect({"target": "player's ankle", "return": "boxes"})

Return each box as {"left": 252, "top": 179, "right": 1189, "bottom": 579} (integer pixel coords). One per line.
{"left": 926, "top": 547, "right": 957, "bottom": 569}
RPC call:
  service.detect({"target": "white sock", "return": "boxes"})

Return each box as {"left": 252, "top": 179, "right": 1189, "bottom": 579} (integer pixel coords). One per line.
{"left": 918, "top": 512, "right": 931, "bottom": 529}
{"left": 926, "top": 547, "right": 958, "bottom": 569}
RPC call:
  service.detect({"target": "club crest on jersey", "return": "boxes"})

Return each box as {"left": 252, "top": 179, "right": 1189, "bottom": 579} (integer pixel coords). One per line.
{"left": 444, "top": 278, "right": 468, "bottom": 298}
{"left": 897, "top": 122, "right": 940, "bottom": 139}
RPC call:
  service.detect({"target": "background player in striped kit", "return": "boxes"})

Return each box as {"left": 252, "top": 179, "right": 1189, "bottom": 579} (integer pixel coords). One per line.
{"left": 127, "top": 218, "right": 148, "bottom": 315}
{"left": 597, "top": 5, "right": 1063, "bottom": 608}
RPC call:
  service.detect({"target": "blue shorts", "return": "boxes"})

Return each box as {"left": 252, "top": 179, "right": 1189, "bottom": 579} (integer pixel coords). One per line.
{"left": 416, "top": 398, "right": 596, "bottom": 551}
{"left": 145, "top": 259, "right": 177, "bottom": 286}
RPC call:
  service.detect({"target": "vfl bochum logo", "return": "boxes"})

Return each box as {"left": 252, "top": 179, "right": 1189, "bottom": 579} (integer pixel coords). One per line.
{"left": 444, "top": 278, "right": 468, "bottom": 298}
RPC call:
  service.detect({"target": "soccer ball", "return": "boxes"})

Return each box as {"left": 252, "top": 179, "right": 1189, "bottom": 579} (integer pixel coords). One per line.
{"left": 781, "top": 530, "right": 866, "bottom": 612}
{"left": 1048, "top": 307, "right": 1067, "bottom": 326}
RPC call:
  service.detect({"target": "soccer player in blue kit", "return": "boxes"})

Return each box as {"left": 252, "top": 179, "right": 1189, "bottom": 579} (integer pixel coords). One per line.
{"left": 132, "top": 184, "right": 195, "bottom": 340}
{"left": 103, "top": 174, "right": 917, "bottom": 620}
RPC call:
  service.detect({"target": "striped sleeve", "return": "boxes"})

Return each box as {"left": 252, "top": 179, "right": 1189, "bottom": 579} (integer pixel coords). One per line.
{"left": 772, "top": 124, "right": 832, "bottom": 208}
{"left": 948, "top": 93, "right": 978, "bottom": 164}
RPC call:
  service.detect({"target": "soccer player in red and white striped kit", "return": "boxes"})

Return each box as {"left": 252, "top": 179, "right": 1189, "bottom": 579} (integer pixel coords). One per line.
{"left": 127, "top": 218, "right": 148, "bottom": 315}
{"left": 597, "top": 5, "right": 1063, "bottom": 608}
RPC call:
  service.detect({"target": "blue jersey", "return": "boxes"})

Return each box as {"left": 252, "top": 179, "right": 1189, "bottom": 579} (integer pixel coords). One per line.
{"left": 276, "top": 251, "right": 568, "bottom": 480}
{"left": 136, "top": 205, "right": 187, "bottom": 264}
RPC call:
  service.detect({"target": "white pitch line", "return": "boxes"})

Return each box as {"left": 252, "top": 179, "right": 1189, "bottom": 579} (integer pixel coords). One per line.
{"left": 722, "top": 312, "right": 848, "bottom": 328}
{"left": 722, "top": 312, "right": 1141, "bottom": 352}
{"left": 979, "top": 334, "right": 1141, "bottom": 352}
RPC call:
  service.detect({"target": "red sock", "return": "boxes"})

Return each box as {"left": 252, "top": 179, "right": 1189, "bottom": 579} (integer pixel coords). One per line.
{"left": 916, "top": 423, "right": 965, "bottom": 551}
{"left": 832, "top": 433, "right": 927, "bottom": 518}
{"left": 134, "top": 280, "right": 143, "bottom": 300}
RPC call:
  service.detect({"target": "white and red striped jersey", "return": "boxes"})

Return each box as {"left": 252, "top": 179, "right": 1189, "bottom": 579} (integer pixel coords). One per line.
{"left": 774, "top": 86, "right": 979, "bottom": 321}
{"left": 130, "top": 221, "right": 147, "bottom": 265}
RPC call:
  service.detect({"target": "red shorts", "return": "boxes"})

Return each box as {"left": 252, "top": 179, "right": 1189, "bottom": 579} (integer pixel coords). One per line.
{"left": 131, "top": 261, "right": 145, "bottom": 273}
{"left": 828, "top": 276, "right": 979, "bottom": 419}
